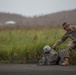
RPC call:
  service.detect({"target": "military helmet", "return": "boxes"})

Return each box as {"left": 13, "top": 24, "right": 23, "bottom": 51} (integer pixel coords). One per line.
{"left": 43, "top": 45, "right": 51, "bottom": 53}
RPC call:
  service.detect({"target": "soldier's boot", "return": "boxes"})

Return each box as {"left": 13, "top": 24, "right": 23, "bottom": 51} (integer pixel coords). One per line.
{"left": 61, "top": 49, "right": 70, "bottom": 66}
{"left": 61, "top": 57, "right": 69, "bottom": 66}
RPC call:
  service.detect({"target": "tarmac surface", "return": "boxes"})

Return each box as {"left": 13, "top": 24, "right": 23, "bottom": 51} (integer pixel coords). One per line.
{"left": 0, "top": 64, "right": 76, "bottom": 75}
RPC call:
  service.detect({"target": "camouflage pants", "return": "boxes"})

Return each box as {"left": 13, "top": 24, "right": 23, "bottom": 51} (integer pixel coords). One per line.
{"left": 65, "top": 41, "right": 76, "bottom": 58}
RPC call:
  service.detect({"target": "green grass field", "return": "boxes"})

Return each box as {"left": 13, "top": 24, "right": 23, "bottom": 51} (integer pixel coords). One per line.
{"left": 0, "top": 28, "right": 76, "bottom": 64}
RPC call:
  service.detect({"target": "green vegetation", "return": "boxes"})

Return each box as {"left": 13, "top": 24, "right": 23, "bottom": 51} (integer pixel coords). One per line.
{"left": 0, "top": 28, "right": 76, "bottom": 64}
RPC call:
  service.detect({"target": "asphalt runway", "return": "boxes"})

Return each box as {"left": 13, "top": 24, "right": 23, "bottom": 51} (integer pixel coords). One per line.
{"left": 0, "top": 64, "right": 76, "bottom": 75}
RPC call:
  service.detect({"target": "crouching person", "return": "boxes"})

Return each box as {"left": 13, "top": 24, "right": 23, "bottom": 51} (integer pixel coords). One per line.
{"left": 53, "top": 22, "right": 76, "bottom": 66}
{"left": 38, "top": 45, "right": 58, "bottom": 66}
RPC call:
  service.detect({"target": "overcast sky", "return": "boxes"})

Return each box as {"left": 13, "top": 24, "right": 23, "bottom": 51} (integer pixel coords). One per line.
{"left": 0, "top": 0, "right": 76, "bottom": 16}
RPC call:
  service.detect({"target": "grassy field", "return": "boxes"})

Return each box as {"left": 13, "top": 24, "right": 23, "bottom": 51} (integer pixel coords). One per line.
{"left": 0, "top": 27, "right": 76, "bottom": 64}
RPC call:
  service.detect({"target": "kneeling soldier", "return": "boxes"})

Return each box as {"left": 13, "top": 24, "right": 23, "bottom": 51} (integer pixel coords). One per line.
{"left": 53, "top": 22, "right": 76, "bottom": 66}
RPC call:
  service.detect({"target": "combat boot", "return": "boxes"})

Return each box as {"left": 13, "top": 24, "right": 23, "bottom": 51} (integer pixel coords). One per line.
{"left": 61, "top": 57, "right": 69, "bottom": 66}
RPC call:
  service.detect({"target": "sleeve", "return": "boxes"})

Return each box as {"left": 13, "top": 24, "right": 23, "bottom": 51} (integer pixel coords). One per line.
{"left": 55, "top": 33, "right": 68, "bottom": 46}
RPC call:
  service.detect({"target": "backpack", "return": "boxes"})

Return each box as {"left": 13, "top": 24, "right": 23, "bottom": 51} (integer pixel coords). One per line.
{"left": 38, "top": 46, "right": 58, "bottom": 65}
{"left": 58, "top": 48, "right": 66, "bottom": 64}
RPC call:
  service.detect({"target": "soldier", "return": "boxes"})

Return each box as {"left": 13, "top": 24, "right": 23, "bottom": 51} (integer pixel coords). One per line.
{"left": 53, "top": 22, "right": 76, "bottom": 66}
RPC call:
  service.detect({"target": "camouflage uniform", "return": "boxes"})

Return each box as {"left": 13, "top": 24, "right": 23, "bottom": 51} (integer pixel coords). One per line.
{"left": 55, "top": 27, "right": 76, "bottom": 57}
{"left": 38, "top": 46, "right": 58, "bottom": 65}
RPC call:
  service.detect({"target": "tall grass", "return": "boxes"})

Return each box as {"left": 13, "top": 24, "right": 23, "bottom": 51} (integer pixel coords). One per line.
{"left": 0, "top": 28, "right": 75, "bottom": 64}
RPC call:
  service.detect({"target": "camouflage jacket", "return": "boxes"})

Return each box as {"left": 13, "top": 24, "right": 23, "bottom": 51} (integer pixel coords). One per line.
{"left": 56, "top": 27, "right": 76, "bottom": 46}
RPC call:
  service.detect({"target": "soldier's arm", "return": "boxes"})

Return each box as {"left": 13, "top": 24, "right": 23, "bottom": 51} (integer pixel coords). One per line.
{"left": 53, "top": 33, "right": 68, "bottom": 49}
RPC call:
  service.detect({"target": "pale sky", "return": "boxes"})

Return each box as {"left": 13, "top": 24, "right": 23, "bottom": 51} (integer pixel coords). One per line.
{"left": 0, "top": 0, "right": 76, "bottom": 16}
